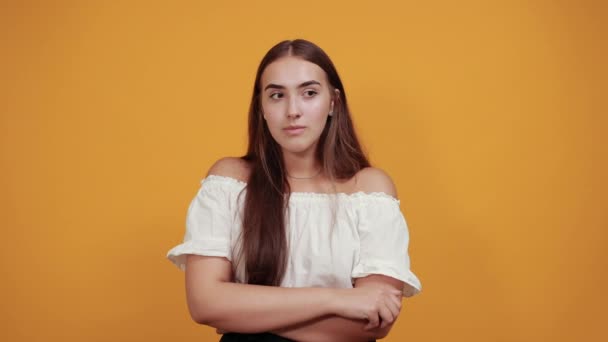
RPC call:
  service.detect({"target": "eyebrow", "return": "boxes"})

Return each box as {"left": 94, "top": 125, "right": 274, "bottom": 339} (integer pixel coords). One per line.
{"left": 264, "top": 80, "right": 321, "bottom": 91}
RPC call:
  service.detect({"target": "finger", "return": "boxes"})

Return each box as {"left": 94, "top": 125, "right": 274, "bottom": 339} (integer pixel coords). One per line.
{"left": 392, "top": 292, "right": 403, "bottom": 308}
{"left": 385, "top": 296, "right": 400, "bottom": 320}
{"left": 378, "top": 302, "right": 394, "bottom": 328}
{"left": 364, "top": 311, "right": 380, "bottom": 330}
{"left": 389, "top": 292, "right": 402, "bottom": 313}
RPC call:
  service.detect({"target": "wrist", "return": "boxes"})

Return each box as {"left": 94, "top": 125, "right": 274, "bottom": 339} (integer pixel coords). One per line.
{"left": 323, "top": 287, "right": 344, "bottom": 316}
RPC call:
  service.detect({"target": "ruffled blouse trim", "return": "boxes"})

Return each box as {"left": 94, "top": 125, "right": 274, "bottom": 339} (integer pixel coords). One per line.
{"left": 203, "top": 174, "right": 400, "bottom": 204}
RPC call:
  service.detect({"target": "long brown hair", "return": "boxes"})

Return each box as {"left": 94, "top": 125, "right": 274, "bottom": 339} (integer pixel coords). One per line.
{"left": 236, "top": 39, "right": 370, "bottom": 286}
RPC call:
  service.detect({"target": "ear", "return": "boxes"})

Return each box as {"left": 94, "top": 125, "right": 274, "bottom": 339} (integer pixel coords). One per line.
{"left": 331, "top": 88, "right": 341, "bottom": 112}
{"left": 333, "top": 88, "right": 341, "bottom": 100}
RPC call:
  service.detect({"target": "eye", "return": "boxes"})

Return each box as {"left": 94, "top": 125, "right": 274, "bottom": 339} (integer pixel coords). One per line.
{"left": 304, "top": 90, "right": 318, "bottom": 97}
{"left": 269, "top": 92, "right": 283, "bottom": 100}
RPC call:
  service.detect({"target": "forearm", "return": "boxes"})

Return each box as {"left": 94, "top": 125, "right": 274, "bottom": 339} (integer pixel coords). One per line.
{"left": 271, "top": 315, "right": 392, "bottom": 342}
{"left": 271, "top": 275, "right": 405, "bottom": 342}
{"left": 190, "top": 282, "right": 336, "bottom": 333}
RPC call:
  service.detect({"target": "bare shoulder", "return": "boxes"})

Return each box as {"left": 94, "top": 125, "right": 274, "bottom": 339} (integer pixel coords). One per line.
{"left": 352, "top": 167, "right": 398, "bottom": 198}
{"left": 206, "top": 156, "right": 251, "bottom": 183}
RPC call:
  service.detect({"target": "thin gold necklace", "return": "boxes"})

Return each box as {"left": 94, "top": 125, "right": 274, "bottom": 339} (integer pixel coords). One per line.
{"left": 286, "top": 168, "right": 322, "bottom": 179}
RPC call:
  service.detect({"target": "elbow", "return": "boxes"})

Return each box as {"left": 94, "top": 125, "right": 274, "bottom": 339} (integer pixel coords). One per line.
{"left": 187, "top": 297, "right": 219, "bottom": 326}
{"left": 189, "top": 306, "right": 211, "bottom": 325}
{"left": 186, "top": 287, "right": 235, "bottom": 328}
{"left": 190, "top": 311, "right": 212, "bottom": 326}
{"left": 186, "top": 286, "right": 227, "bottom": 326}
{"left": 190, "top": 309, "right": 223, "bottom": 327}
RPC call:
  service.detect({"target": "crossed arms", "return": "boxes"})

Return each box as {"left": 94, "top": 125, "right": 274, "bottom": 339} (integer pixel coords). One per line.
{"left": 185, "top": 255, "right": 405, "bottom": 342}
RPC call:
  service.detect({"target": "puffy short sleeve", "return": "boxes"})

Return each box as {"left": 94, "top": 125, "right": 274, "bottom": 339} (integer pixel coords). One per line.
{"left": 351, "top": 195, "right": 422, "bottom": 297}
{"left": 166, "top": 176, "right": 239, "bottom": 271}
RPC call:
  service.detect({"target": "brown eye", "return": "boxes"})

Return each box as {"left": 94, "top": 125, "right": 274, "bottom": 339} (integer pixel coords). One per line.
{"left": 270, "top": 93, "right": 283, "bottom": 99}
{"left": 304, "top": 90, "right": 318, "bottom": 97}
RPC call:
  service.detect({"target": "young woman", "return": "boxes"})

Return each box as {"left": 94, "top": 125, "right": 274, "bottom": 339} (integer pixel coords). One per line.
{"left": 167, "top": 39, "right": 422, "bottom": 342}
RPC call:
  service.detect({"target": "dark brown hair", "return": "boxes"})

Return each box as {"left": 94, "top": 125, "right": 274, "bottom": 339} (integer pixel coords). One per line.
{"left": 236, "top": 39, "right": 370, "bottom": 286}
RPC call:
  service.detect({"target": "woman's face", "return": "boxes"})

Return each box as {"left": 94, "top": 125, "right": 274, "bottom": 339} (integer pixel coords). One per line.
{"left": 260, "top": 56, "right": 335, "bottom": 155}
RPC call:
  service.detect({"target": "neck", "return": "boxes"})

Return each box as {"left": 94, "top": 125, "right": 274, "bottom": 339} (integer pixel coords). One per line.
{"left": 282, "top": 149, "right": 322, "bottom": 179}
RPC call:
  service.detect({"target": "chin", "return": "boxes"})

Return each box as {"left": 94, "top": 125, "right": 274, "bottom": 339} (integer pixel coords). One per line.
{"left": 280, "top": 141, "right": 316, "bottom": 154}
{"left": 283, "top": 145, "right": 312, "bottom": 154}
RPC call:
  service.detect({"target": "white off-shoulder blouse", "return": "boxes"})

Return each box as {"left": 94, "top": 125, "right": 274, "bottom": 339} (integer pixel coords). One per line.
{"left": 166, "top": 174, "right": 422, "bottom": 297}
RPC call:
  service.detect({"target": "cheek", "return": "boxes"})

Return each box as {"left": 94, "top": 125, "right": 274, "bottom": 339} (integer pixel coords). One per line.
{"left": 264, "top": 116, "right": 282, "bottom": 134}
{"left": 261, "top": 112, "right": 285, "bottom": 139}
{"left": 261, "top": 102, "right": 285, "bottom": 124}
{"left": 306, "top": 101, "right": 326, "bottom": 114}
{"left": 304, "top": 101, "right": 329, "bottom": 126}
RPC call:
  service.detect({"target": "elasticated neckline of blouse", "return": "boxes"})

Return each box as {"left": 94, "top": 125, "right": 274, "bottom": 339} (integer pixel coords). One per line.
{"left": 203, "top": 174, "right": 401, "bottom": 204}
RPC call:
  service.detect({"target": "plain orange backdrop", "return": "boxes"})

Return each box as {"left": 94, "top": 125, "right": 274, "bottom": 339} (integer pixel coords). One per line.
{"left": 1, "top": 1, "right": 606, "bottom": 341}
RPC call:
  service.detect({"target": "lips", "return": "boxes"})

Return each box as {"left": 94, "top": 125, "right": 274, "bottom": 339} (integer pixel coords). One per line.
{"left": 284, "top": 125, "right": 305, "bottom": 130}
{"left": 284, "top": 126, "right": 306, "bottom": 135}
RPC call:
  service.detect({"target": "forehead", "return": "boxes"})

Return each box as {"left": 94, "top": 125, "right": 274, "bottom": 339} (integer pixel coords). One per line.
{"left": 261, "top": 56, "right": 327, "bottom": 88}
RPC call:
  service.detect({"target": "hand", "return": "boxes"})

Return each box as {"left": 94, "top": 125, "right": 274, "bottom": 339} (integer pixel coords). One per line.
{"left": 331, "top": 286, "right": 402, "bottom": 331}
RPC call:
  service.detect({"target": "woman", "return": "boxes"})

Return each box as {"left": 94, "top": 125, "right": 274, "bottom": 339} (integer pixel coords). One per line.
{"left": 167, "top": 39, "right": 422, "bottom": 342}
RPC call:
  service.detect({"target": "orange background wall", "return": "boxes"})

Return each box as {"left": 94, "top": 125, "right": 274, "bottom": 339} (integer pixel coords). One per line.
{"left": 1, "top": 1, "right": 606, "bottom": 341}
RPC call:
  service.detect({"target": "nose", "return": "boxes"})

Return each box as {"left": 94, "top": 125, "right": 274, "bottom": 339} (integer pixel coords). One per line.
{"left": 287, "top": 97, "right": 301, "bottom": 119}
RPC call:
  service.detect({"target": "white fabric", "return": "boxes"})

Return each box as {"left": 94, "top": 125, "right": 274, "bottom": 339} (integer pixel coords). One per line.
{"left": 166, "top": 174, "right": 422, "bottom": 297}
